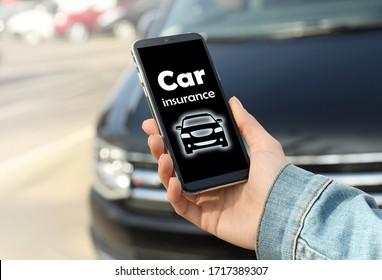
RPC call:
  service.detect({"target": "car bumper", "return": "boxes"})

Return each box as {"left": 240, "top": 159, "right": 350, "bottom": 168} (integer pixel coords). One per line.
{"left": 90, "top": 188, "right": 256, "bottom": 260}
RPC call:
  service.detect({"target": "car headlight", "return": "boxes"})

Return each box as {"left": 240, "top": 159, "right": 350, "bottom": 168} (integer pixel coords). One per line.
{"left": 214, "top": 127, "right": 223, "bottom": 133}
{"left": 93, "top": 137, "right": 134, "bottom": 200}
{"left": 181, "top": 133, "right": 191, "bottom": 138}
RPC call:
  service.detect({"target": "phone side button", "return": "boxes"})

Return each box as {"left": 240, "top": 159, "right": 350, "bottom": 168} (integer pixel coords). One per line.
{"left": 215, "top": 67, "right": 221, "bottom": 81}
{"left": 142, "top": 86, "right": 148, "bottom": 96}
{"left": 212, "top": 64, "right": 221, "bottom": 81}
{"left": 137, "top": 72, "right": 144, "bottom": 84}
{"left": 132, "top": 53, "right": 136, "bottom": 64}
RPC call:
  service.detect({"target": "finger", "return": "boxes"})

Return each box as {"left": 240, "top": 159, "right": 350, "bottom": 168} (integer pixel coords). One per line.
{"left": 158, "top": 153, "right": 174, "bottom": 189}
{"left": 142, "top": 118, "right": 159, "bottom": 135}
{"left": 167, "top": 177, "right": 202, "bottom": 227}
{"left": 229, "top": 96, "right": 269, "bottom": 148}
{"left": 148, "top": 134, "right": 165, "bottom": 160}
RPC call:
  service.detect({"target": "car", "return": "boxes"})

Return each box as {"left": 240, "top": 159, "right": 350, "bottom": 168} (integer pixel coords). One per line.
{"left": 90, "top": 0, "right": 382, "bottom": 259}
{"left": 0, "top": 0, "right": 34, "bottom": 36}
{"left": 175, "top": 113, "right": 228, "bottom": 155}
{"left": 5, "top": 2, "right": 56, "bottom": 44}
{"left": 54, "top": 0, "right": 119, "bottom": 43}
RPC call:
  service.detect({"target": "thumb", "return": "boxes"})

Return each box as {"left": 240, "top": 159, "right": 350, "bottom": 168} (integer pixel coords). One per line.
{"left": 228, "top": 96, "right": 268, "bottom": 149}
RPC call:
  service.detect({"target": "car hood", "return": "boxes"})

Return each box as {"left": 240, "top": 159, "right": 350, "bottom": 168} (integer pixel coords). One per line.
{"left": 208, "top": 30, "right": 382, "bottom": 156}
{"left": 100, "top": 30, "right": 382, "bottom": 158}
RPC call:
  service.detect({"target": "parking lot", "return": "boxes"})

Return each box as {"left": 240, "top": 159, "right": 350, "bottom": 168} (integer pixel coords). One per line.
{"left": 0, "top": 35, "right": 132, "bottom": 259}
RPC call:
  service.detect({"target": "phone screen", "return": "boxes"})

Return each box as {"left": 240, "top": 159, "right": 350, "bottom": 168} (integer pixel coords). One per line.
{"left": 134, "top": 34, "right": 249, "bottom": 193}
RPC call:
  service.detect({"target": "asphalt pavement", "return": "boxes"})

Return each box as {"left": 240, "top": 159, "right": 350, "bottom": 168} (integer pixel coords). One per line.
{"left": 0, "top": 35, "right": 132, "bottom": 259}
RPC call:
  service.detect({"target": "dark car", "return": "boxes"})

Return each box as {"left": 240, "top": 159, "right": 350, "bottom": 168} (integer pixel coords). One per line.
{"left": 90, "top": 0, "right": 382, "bottom": 259}
{"left": 176, "top": 113, "right": 228, "bottom": 155}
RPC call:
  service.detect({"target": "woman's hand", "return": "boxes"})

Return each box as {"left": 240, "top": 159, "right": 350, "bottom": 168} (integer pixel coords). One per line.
{"left": 142, "top": 97, "right": 287, "bottom": 249}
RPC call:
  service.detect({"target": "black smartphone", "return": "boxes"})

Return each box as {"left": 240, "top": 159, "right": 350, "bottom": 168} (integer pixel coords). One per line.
{"left": 131, "top": 33, "right": 249, "bottom": 194}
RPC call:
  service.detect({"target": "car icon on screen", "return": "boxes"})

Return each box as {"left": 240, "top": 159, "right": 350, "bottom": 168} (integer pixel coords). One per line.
{"left": 175, "top": 113, "right": 228, "bottom": 154}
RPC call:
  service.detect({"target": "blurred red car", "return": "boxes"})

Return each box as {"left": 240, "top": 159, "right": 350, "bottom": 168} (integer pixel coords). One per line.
{"left": 54, "top": 0, "right": 130, "bottom": 43}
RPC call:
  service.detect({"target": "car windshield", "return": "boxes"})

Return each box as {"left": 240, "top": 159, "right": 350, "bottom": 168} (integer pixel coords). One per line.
{"left": 183, "top": 115, "right": 216, "bottom": 128}
{"left": 160, "top": 0, "right": 382, "bottom": 39}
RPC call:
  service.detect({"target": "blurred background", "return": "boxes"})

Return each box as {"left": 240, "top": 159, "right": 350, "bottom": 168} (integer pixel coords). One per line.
{"left": 0, "top": 0, "right": 145, "bottom": 259}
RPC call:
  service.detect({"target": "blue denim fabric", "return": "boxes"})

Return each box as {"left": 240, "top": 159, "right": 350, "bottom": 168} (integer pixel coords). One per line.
{"left": 256, "top": 164, "right": 382, "bottom": 259}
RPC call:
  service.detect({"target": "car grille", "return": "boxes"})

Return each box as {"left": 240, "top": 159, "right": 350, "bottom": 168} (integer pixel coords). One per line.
{"left": 125, "top": 152, "right": 382, "bottom": 210}
{"left": 288, "top": 153, "right": 382, "bottom": 208}
{"left": 190, "top": 128, "right": 213, "bottom": 137}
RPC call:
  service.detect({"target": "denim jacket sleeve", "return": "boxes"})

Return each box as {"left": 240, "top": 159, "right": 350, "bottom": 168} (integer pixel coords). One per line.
{"left": 255, "top": 164, "right": 382, "bottom": 260}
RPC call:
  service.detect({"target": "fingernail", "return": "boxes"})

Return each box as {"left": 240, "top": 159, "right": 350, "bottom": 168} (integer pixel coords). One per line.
{"left": 141, "top": 119, "right": 148, "bottom": 130}
{"left": 232, "top": 96, "right": 243, "bottom": 107}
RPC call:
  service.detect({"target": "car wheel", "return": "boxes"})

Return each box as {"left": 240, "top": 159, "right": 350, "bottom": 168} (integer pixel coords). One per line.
{"left": 66, "top": 22, "right": 89, "bottom": 43}
{"left": 113, "top": 20, "right": 136, "bottom": 41}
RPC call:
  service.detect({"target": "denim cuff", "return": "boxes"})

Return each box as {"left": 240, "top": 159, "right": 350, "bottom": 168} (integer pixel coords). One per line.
{"left": 256, "top": 164, "right": 331, "bottom": 259}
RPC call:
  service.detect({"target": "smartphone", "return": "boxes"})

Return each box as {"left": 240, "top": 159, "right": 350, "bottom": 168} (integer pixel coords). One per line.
{"left": 131, "top": 33, "right": 249, "bottom": 194}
